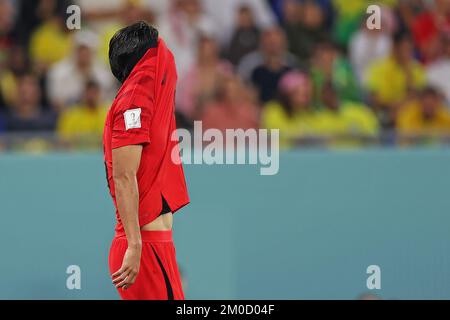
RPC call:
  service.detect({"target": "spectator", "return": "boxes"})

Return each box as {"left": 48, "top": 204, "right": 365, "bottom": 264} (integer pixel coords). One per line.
{"left": 314, "top": 81, "right": 379, "bottom": 137}
{"left": 333, "top": 0, "right": 397, "bottom": 46}
{"left": 1, "top": 46, "right": 31, "bottom": 111}
{"left": 157, "top": 0, "right": 216, "bottom": 80}
{"left": 411, "top": 0, "right": 450, "bottom": 63}
{"left": 239, "top": 26, "right": 299, "bottom": 104}
{"left": 0, "top": 0, "right": 14, "bottom": 52}
{"left": 427, "top": 35, "right": 450, "bottom": 105}
{"left": 270, "top": 0, "right": 334, "bottom": 29}
{"left": 29, "top": 5, "right": 73, "bottom": 73}
{"left": 365, "top": 31, "right": 426, "bottom": 128}
{"left": 5, "top": 73, "right": 56, "bottom": 132}
{"left": 227, "top": 5, "right": 261, "bottom": 66}
{"left": 177, "top": 35, "right": 233, "bottom": 122}
{"left": 313, "top": 0, "right": 335, "bottom": 31}
{"left": 311, "top": 40, "right": 360, "bottom": 107}
{"left": 47, "top": 31, "right": 114, "bottom": 110}
{"left": 397, "top": 86, "right": 450, "bottom": 134}
{"left": 349, "top": 5, "right": 395, "bottom": 84}
{"left": 12, "top": 0, "right": 72, "bottom": 48}
{"left": 282, "top": 0, "right": 328, "bottom": 65}
{"left": 57, "top": 80, "right": 108, "bottom": 142}
{"left": 332, "top": 0, "right": 366, "bottom": 47}
{"left": 201, "top": 74, "right": 260, "bottom": 132}
{"left": 396, "top": 0, "right": 425, "bottom": 33}
{"left": 0, "top": 0, "right": 15, "bottom": 110}
{"left": 201, "top": 0, "right": 276, "bottom": 45}
{"left": 262, "top": 71, "right": 315, "bottom": 147}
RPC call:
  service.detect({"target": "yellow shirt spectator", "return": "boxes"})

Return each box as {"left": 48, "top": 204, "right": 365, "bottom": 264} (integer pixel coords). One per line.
{"left": 0, "top": 71, "right": 17, "bottom": 107}
{"left": 30, "top": 19, "right": 72, "bottom": 67}
{"left": 314, "top": 102, "right": 379, "bottom": 136}
{"left": 57, "top": 104, "right": 108, "bottom": 140}
{"left": 397, "top": 101, "right": 450, "bottom": 134}
{"left": 365, "top": 55, "right": 426, "bottom": 107}
{"left": 262, "top": 101, "right": 317, "bottom": 148}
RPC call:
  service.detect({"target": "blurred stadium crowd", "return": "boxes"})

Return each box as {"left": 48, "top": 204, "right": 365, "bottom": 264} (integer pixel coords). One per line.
{"left": 1, "top": 0, "right": 450, "bottom": 151}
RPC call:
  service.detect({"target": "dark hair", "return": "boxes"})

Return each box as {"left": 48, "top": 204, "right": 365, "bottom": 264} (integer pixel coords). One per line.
{"left": 277, "top": 93, "right": 292, "bottom": 116}
{"left": 392, "top": 31, "right": 411, "bottom": 46}
{"left": 17, "top": 72, "right": 38, "bottom": 84}
{"left": 85, "top": 79, "right": 100, "bottom": 90}
{"left": 420, "top": 86, "right": 440, "bottom": 98}
{"left": 108, "top": 21, "right": 159, "bottom": 83}
{"left": 313, "top": 39, "right": 336, "bottom": 54}
{"left": 238, "top": 5, "right": 252, "bottom": 14}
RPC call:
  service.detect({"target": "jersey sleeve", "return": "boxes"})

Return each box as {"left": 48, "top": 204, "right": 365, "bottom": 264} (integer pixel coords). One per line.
{"left": 111, "top": 101, "right": 153, "bottom": 149}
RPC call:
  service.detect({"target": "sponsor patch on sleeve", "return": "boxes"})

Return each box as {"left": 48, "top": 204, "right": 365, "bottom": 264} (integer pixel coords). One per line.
{"left": 123, "top": 108, "right": 142, "bottom": 130}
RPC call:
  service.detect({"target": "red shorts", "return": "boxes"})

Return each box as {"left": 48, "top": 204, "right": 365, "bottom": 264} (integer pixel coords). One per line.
{"left": 108, "top": 230, "right": 185, "bottom": 300}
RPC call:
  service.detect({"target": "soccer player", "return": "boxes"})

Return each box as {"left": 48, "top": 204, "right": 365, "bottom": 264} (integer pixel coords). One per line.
{"left": 103, "top": 21, "right": 190, "bottom": 300}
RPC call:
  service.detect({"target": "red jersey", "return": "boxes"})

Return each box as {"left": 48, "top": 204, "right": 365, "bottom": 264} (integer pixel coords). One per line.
{"left": 103, "top": 39, "right": 189, "bottom": 233}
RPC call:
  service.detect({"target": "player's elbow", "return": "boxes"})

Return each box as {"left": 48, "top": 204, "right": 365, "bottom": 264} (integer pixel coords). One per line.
{"left": 112, "top": 169, "right": 136, "bottom": 186}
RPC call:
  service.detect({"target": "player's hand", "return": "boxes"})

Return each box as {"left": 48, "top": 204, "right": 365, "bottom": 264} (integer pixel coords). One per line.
{"left": 112, "top": 246, "right": 142, "bottom": 290}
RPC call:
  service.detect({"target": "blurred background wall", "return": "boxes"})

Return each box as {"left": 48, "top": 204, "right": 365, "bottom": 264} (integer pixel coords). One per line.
{"left": 1, "top": 149, "right": 449, "bottom": 300}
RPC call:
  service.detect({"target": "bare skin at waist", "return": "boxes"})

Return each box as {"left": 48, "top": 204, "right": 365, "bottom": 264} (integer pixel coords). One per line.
{"left": 141, "top": 212, "right": 173, "bottom": 231}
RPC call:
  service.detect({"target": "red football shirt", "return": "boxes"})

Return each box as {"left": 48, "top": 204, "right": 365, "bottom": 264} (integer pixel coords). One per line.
{"left": 103, "top": 39, "right": 189, "bottom": 233}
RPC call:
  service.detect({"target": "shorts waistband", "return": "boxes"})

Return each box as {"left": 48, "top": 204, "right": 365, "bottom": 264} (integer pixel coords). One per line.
{"left": 115, "top": 230, "right": 173, "bottom": 242}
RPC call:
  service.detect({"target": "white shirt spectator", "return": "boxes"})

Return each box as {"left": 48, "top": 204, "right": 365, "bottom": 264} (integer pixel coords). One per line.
{"left": 156, "top": 2, "right": 217, "bottom": 80}
{"left": 349, "top": 29, "right": 392, "bottom": 85}
{"left": 427, "top": 59, "right": 450, "bottom": 105}
{"left": 48, "top": 57, "right": 115, "bottom": 108}
{"left": 47, "top": 31, "right": 115, "bottom": 108}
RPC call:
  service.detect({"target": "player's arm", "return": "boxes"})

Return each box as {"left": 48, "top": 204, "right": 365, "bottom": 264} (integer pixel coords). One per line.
{"left": 111, "top": 144, "right": 143, "bottom": 289}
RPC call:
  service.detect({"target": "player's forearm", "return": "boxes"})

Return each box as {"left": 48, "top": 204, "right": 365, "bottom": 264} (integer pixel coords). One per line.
{"left": 113, "top": 173, "right": 142, "bottom": 248}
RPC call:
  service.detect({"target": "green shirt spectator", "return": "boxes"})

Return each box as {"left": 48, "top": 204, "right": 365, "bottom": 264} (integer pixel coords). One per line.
{"left": 311, "top": 41, "right": 361, "bottom": 107}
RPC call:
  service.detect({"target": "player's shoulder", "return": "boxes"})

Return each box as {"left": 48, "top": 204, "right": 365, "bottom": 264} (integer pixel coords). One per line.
{"left": 112, "top": 88, "right": 153, "bottom": 115}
